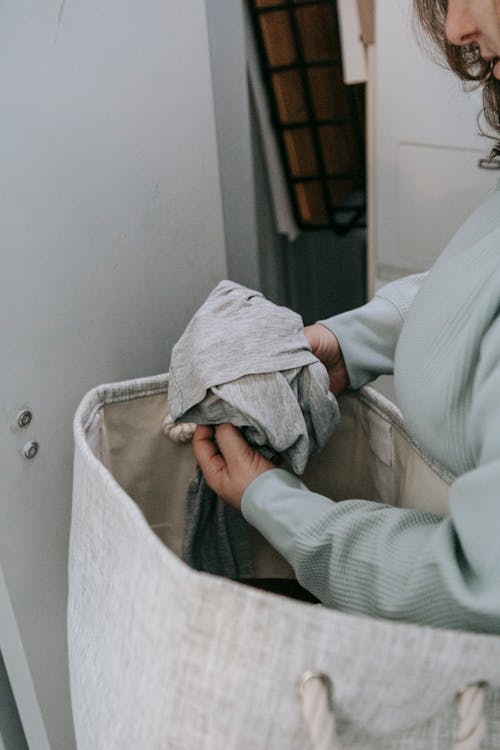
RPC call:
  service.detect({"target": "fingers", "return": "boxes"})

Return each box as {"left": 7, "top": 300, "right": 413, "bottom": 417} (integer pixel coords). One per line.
{"left": 212, "top": 423, "right": 254, "bottom": 466}
{"left": 193, "top": 423, "right": 215, "bottom": 447}
{"left": 192, "top": 424, "right": 273, "bottom": 509}
{"left": 193, "top": 425, "right": 225, "bottom": 476}
{"left": 193, "top": 424, "right": 245, "bottom": 505}
{"left": 304, "top": 324, "right": 348, "bottom": 395}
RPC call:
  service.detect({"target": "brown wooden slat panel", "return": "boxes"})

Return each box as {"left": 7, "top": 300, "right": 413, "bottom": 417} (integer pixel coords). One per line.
{"left": 307, "top": 66, "right": 349, "bottom": 120}
{"left": 272, "top": 70, "right": 307, "bottom": 123}
{"left": 249, "top": 0, "right": 366, "bottom": 230}
{"left": 295, "top": 181, "right": 327, "bottom": 225}
{"left": 284, "top": 127, "right": 318, "bottom": 175}
{"left": 258, "top": 11, "right": 296, "bottom": 67}
{"left": 295, "top": 4, "right": 341, "bottom": 62}
{"left": 255, "top": 0, "right": 285, "bottom": 6}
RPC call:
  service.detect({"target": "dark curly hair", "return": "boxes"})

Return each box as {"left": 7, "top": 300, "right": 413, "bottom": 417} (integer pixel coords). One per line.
{"left": 413, "top": 0, "right": 500, "bottom": 156}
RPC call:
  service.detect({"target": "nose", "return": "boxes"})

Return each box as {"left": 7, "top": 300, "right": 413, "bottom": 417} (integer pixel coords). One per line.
{"left": 445, "top": 0, "right": 479, "bottom": 46}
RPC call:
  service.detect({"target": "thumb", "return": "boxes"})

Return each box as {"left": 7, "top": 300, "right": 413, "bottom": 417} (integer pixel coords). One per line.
{"left": 214, "top": 423, "right": 254, "bottom": 466}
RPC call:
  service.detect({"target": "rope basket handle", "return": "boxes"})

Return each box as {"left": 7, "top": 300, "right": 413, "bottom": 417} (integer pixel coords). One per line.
{"left": 299, "top": 671, "right": 341, "bottom": 750}
{"left": 298, "top": 671, "right": 486, "bottom": 750}
{"left": 454, "top": 684, "right": 486, "bottom": 750}
{"left": 162, "top": 413, "right": 196, "bottom": 444}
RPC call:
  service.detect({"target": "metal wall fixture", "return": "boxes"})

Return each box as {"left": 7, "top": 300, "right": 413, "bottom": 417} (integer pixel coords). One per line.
{"left": 23, "top": 441, "right": 39, "bottom": 459}
{"left": 17, "top": 409, "right": 33, "bottom": 428}
{"left": 16, "top": 409, "right": 39, "bottom": 458}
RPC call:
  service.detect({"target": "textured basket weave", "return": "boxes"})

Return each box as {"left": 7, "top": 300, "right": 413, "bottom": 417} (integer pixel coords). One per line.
{"left": 69, "top": 374, "right": 500, "bottom": 749}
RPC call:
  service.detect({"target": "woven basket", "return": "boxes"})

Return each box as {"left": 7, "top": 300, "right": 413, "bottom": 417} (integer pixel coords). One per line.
{"left": 69, "top": 374, "right": 500, "bottom": 749}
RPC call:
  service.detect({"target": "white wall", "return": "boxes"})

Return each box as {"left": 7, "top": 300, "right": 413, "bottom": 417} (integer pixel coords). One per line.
{"left": 373, "top": 0, "right": 499, "bottom": 277}
{"left": 0, "top": 2, "right": 226, "bottom": 748}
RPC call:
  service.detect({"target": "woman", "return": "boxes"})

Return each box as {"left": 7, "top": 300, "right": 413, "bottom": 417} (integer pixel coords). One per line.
{"left": 194, "top": 0, "right": 500, "bottom": 633}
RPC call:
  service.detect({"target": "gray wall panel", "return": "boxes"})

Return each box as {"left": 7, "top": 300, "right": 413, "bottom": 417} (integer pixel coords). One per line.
{"left": 0, "top": 2, "right": 226, "bottom": 747}
{"left": 206, "top": 0, "right": 260, "bottom": 289}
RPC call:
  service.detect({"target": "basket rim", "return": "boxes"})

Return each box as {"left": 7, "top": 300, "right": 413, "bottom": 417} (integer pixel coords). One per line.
{"left": 71, "top": 374, "right": 499, "bottom": 658}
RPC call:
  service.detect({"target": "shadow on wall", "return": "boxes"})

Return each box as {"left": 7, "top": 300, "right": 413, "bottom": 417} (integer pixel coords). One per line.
{"left": 0, "top": 652, "right": 28, "bottom": 750}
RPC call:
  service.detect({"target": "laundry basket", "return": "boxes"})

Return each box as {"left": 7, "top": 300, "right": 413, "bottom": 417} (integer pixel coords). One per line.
{"left": 68, "top": 373, "right": 500, "bottom": 750}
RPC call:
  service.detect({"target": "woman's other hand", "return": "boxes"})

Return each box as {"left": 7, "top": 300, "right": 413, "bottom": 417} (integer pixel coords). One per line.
{"left": 193, "top": 424, "right": 274, "bottom": 510}
{"left": 304, "top": 323, "right": 349, "bottom": 395}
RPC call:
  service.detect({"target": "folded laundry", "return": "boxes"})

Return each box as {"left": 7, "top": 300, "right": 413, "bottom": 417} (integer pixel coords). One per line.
{"left": 168, "top": 280, "right": 339, "bottom": 577}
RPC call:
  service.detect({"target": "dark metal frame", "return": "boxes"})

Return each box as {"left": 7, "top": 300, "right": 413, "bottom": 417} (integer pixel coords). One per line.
{"left": 249, "top": 0, "right": 366, "bottom": 234}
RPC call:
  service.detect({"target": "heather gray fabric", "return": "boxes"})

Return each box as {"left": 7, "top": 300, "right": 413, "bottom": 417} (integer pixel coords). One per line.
{"left": 183, "top": 467, "right": 254, "bottom": 578}
{"left": 168, "top": 280, "right": 339, "bottom": 577}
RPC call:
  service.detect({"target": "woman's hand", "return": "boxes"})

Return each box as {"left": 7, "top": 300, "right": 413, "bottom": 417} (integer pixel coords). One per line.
{"left": 193, "top": 424, "right": 274, "bottom": 510}
{"left": 304, "top": 323, "right": 349, "bottom": 396}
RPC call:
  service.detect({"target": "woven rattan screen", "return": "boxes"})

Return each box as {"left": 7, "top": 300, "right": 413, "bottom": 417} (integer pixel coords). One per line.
{"left": 249, "top": 0, "right": 366, "bottom": 234}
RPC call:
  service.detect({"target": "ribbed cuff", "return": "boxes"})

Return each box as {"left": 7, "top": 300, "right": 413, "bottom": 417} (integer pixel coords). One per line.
{"left": 242, "top": 468, "right": 335, "bottom": 566}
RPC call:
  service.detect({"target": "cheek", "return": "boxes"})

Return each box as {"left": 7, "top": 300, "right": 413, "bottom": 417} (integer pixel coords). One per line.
{"left": 474, "top": 0, "right": 500, "bottom": 55}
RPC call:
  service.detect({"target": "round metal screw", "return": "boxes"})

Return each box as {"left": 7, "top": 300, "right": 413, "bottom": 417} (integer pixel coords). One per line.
{"left": 23, "top": 441, "right": 39, "bottom": 459}
{"left": 17, "top": 409, "right": 33, "bottom": 428}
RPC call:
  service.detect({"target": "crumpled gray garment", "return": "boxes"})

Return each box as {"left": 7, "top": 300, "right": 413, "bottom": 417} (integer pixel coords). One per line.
{"left": 168, "top": 280, "right": 340, "bottom": 577}
{"left": 183, "top": 467, "right": 254, "bottom": 579}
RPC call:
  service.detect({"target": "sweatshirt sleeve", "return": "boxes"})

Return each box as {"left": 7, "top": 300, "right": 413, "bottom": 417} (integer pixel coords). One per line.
{"left": 320, "top": 273, "right": 426, "bottom": 389}
{"left": 241, "top": 317, "right": 500, "bottom": 633}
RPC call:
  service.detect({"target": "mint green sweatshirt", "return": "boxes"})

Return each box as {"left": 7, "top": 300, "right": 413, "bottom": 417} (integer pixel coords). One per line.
{"left": 242, "top": 182, "right": 500, "bottom": 633}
